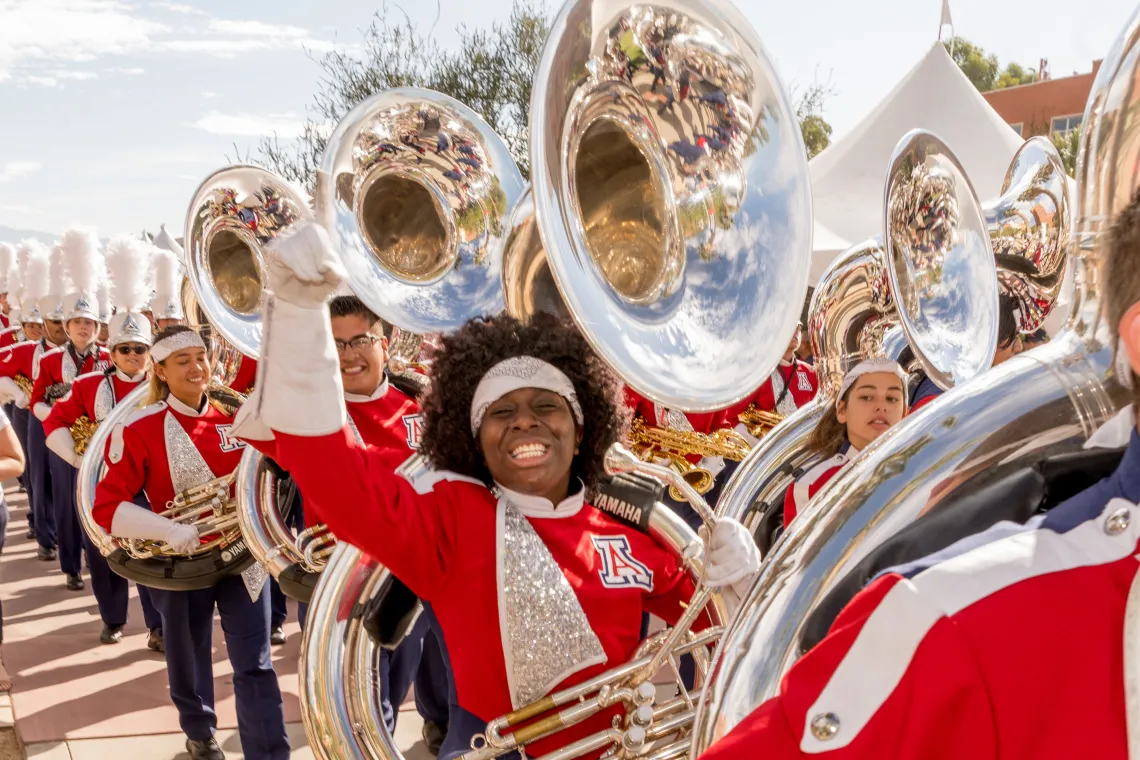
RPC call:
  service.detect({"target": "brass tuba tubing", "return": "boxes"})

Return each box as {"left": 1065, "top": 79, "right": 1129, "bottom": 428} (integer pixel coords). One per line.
{"left": 604, "top": 442, "right": 715, "bottom": 526}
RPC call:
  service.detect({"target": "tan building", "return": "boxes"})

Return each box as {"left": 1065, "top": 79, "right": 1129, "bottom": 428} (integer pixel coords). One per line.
{"left": 982, "top": 60, "right": 1100, "bottom": 139}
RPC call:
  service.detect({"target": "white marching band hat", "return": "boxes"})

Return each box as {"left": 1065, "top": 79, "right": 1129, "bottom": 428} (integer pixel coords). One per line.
{"left": 19, "top": 240, "right": 50, "bottom": 326}
{"left": 0, "top": 243, "right": 14, "bottom": 296}
{"left": 150, "top": 246, "right": 183, "bottom": 321}
{"left": 61, "top": 227, "right": 103, "bottom": 323}
{"left": 105, "top": 235, "right": 155, "bottom": 347}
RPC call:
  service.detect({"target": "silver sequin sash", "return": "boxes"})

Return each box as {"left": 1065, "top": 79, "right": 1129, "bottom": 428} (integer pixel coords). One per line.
{"left": 497, "top": 500, "right": 607, "bottom": 709}
{"left": 165, "top": 411, "right": 217, "bottom": 495}
{"left": 94, "top": 377, "right": 115, "bottom": 422}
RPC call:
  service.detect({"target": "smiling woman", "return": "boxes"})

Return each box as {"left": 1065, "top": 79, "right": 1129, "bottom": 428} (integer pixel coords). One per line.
{"left": 234, "top": 221, "right": 762, "bottom": 760}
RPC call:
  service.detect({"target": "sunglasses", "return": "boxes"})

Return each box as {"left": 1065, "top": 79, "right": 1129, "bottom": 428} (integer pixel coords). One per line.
{"left": 115, "top": 345, "right": 149, "bottom": 356}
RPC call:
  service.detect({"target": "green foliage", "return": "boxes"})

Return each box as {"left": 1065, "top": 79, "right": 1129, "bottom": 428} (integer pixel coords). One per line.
{"left": 795, "top": 80, "right": 835, "bottom": 159}
{"left": 944, "top": 36, "right": 1037, "bottom": 92}
{"left": 1051, "top": 126, "right": 1080, "bottom": 175}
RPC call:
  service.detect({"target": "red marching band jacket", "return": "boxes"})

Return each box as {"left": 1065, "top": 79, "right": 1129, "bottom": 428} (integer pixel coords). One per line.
{"left": 0, "top": 325, "right": 22, "bottom": 350}
{"left": 782, "top": 444, "right": 853, "bottom": 529}
{"left": 724, "top": 360, "right": 819, "bottom": 421}
{"left": 700, "top": 432, "right": 1140, "bottom": 760}
{"left": 92, "top": 395, "right": 247, "bottom": 537}
{"left": 261, "top": 422, "right": 708, "bottom": 758}
{"left": 0, "top": 340, "right": 40, "bottom": 388}
{"left": 246, "top": 376, "right": 423, "bottom": 530}
{"left": 31, "top": 344, "right": 110, "bottom": 419}
{"left": 44, "top": 369, "right": 145, "bottom": 438}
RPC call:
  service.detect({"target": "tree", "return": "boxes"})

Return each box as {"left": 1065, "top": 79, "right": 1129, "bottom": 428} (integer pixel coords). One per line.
{"left": 795, "top": 79, "right": 835, "bottom": 159}
{"left": 944, "top": 37, "right": 1037, "bottom": 93}
{"left": 257, "top": 1, "right": 548, "bottom": 186}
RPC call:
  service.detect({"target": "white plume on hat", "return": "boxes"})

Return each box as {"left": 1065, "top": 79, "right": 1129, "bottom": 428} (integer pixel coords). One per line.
{"left": 0, "top": 243, "right": 14, "bottom": 294}
{"left": 96, "top": 277, "right": 111, "bottom": 323}
{"left": 151, "top": 246, "right": 184, "bottom": 320}
{"left": 105, "top": 235, "right": 155, "bottom": 346}
{"left": 105, "top": 235, "right": 154, "bottom": 312}
{"left": 60, "top": 227, "right": 102, "bottom": 293}
{"left": 23, "top": 240, "right": 51, "bottom": 324}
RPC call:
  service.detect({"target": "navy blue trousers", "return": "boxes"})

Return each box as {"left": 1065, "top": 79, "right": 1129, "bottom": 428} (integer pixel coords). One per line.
{"left": 378, "top": 612, "right": 429, "bottom": 732}
{"left": 48, "top": 453, "right": 83, "bottom": 577}
{"left": 83, "top": 494, "right": 162, "bottom": 631}
{"left": 25, "top": 414, "right": 54, "bottom": 549}
{"left": 147, "top": 576, "right": 289, "bottom": 759}
{"left": 11, "top": 407, "right": 30, "bottom": 531}
{"left": 416, "top": 603, "right": 466, "bottom": 758}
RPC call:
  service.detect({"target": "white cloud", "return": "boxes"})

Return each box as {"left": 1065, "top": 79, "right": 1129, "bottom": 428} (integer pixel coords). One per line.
{"left": 149, "top": 1, "right": 205, "bottom": 13}
{"left": 0, "top": 162, "right": 43, "bottom": 182}
{"left": 108, "top": 66, "right": 144, "bottom": 75}
{"left": 21, "top": 76, "right": 58, "bottom": 88}
{"left": 207, "top": 19, "right": 310, "bottom": 39}
{"left": 53, "top": 70, "right": 98, "bottom": 80}
{"left": 201, "top": 91, "right": 218, "bottom": 98}
{"left": 192, "top": 111, "right": 305, "bottom": 138}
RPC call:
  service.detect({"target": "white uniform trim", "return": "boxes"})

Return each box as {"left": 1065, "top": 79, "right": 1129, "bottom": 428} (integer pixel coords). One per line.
{"left": 800, "top": 497, "right": 1140, "bottom": 753}
{"left": 793, "top": 453, "right": 848, "bottom": 518}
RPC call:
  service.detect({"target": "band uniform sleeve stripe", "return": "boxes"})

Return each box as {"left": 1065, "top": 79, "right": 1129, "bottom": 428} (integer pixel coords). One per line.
{"left": 800, "top": 497, "right": 1140, "bottom": 753}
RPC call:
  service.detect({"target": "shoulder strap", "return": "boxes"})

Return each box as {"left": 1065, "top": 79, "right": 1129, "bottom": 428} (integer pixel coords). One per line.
{"left": 591, "top": 472, "right": 662, "bottom": 532}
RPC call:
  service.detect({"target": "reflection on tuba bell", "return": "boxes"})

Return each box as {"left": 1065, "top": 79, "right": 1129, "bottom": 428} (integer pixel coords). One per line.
{"left": 984, "top": 135, "right": 1070, "bottom": 332}
{"left": 692, "top": 13, "right": 1137, "bottom": 752}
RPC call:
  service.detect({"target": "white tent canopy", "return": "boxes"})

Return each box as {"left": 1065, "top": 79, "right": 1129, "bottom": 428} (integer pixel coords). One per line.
{"left": 808, "top": 40, "right": 1024, "bottom": 282}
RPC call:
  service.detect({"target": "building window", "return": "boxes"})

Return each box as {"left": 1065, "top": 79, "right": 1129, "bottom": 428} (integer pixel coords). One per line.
{"left": 1051, "top": 114, "right": 1082, "bottom": 138}
{"left": 1008, "top": 122, "right": 1024, "bottom": 137}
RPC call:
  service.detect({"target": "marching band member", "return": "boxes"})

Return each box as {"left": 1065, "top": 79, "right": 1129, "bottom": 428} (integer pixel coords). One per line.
{"left": 724, "top": 321, "right": 818, "bottom": 445}
{"left": 44, "top": 236, "right": 163, "bottom": 647}
{"left": 232, "top": 222, "right": 761, "bottom": 760}
{"left": 151, "top": 247, "right": 185, "bottom": 332}
{"left": 14, "top": 242, "right": 63, "bottom": 561}
{"left": 911, "top": 292, "right": 1022, "bottom": 411}
{"left": 697, "top": 194, "right": 1140, "bottom": 760}
{"left": 92, "top": 324, "right": 289, "bottom": 760}
{"left": 782, "top": 359, "right": 907, "bottom": 529}
{"left": 33, "top": 229, "right": 110, "bottom": 590}
{"left": 244, "top": 293, "right": 430, "bottom": 733}
{"left": 0, "top": 244, "right": 47, "bottom": 538}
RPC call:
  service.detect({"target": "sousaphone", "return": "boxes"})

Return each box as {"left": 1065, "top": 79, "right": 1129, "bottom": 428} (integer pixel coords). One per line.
{"left": 301, "top": 0, "right": 813, "bottom": 755}
{"left": 691, "top": 9, "right": 1135, "bottom": 752}
{"left": 74, "top": 167, "right": 311, "bottom": 590}
{"left": 717, "top": 129, "right": 1003, "bottom": 550}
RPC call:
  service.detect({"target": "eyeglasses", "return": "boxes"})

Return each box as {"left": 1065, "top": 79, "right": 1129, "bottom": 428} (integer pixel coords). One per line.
{"left": 334, "top": 336, "right": 378, "bottom": 354}
{"left": 115, "top": 345, "right": 149, "bottom": 356}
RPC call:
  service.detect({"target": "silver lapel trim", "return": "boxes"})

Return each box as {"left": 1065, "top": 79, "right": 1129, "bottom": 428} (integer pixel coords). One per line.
{"left": 94, "top": 377, "right": 115, "bottom": 422}
{"left": 346, "top": 412, "right": 365, "bottom": 445}
{"left": 164, "top": 411, "right": 217, "bottom": 495}
{"left": 62, "top": 351, "right": 80, "bottom": 383}
{"left": 32, "top": 343, "right": 46, "bottom": 380}
{"left": 496, "top": 498, "right": 607, "bottom": 709}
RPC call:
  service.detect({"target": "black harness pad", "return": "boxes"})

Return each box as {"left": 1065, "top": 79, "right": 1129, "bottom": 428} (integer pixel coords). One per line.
{"left": 591, "top": 472, "right": 662, "bottom": 533}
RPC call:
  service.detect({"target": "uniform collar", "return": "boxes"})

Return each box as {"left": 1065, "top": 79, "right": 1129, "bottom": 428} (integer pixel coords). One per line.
{"left": 496, "top": 478, "right": 586, "bottom": 519}
{"left": 167, "top": 393, "right": 207, "bottom": 417}
{"left": 115, "top": 368, "right": 145, "bottom": 383}
{"left": 1110, "top": 427, "right": 1140, "bottom": 504}
{"left": 343, "top": 375, "right": 389, "bottom": 404}
{"left": 838, "top": 438, "right": 855, "bottom": 458}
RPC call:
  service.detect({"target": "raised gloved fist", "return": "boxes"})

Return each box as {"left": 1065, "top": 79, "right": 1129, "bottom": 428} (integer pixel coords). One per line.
{"left": 265, "top": 221, "right": 346, "bottom": 309}
{"left": 699, "top": 517, "right": 761, "bottom": 589}
{"left": 164, "top": 522, "right": 202, "bottom": 555}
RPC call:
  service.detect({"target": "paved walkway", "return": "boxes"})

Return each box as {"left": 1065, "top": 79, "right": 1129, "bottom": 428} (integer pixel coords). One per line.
{"left": 0, "top": 484, "right": 430, "bottom": 759}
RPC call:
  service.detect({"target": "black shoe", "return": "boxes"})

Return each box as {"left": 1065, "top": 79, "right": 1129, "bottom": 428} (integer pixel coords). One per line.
{"left": 147, "top": 628, "right": 164, "bottom": 653}
{"left": 185, "top": 737, "right": 225, "bottom": 760}
{"left": 37, "top": 546, "right": 56, "bottom": 561}
{"left": 270, "top": 625, "right": 286, "bottom": 646}
{"left": 66, "top": 574, "right": 84, "bottom": 591}
{"left": 100, "top": 624, "right": 124, "bottom": 644}
{"left": 422, "top": 720, "right": 447, "bottom": 755}
{"left": 24, "top": 528, "right": 34, "bottom": 539}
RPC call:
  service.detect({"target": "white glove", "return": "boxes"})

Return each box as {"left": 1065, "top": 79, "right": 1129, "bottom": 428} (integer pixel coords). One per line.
{"left": 109, "top": 501, "right": 201, "bottom": 553}
{"left": 33, "top": 402, "right": 50, "bottom": 421}
{"left": 700, "top": 517, "right": 761, "bottom": 590}
{"left": 0, "top": 377, "right": 19, "bottom": 405}
{"left": 265, "top": 222, "right": 345, "bottom": 309}
{"left": 46, "top": 428, "right": 82, "bottom": 468}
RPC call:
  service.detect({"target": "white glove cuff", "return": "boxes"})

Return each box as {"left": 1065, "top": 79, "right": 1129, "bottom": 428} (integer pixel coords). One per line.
{"left": 33, "top": 402, "right": 50, "bottom": 421}
{"left": 109, "top": 501, "right": 173, "bottom": 542}
{"left": 233, "top": 296, "right": 345, "bottom": 439}
{"left": 46, "top": 427, "right": 80, "bottom": 468}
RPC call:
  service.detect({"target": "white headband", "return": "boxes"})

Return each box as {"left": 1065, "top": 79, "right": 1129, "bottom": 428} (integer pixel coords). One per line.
{"left": 837, "top": 358, "right": 908, "bottom": 406}
{"left": 470, "top": 356, "right": 584, "bottom": 436}
{"left": 151, "top": 330, "right": 207, "bottom": 363}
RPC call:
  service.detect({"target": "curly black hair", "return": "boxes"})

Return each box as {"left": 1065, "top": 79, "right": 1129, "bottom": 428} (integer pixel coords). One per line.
{"left": 418, "top": 312, "right": 630, "bottom": 488}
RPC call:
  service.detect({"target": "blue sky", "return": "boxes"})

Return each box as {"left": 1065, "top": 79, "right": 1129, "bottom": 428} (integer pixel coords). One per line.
{"left": 0, "top": 0, "right": 1129, "bottom": 238}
